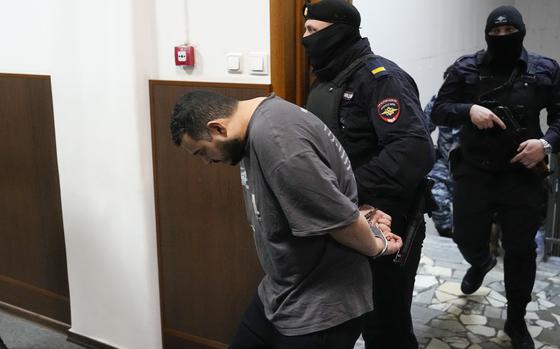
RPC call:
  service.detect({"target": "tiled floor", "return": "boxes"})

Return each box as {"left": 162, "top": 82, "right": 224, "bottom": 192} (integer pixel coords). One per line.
{"left": 356, "top": 235, "right": 560, "bottom": 349}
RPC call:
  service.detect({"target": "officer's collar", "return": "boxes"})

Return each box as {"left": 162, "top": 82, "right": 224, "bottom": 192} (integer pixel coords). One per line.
{"left": 480, "top": 48, "right": 529, "bottom": 72}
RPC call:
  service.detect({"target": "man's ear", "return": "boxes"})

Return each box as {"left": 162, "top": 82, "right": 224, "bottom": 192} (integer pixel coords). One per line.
{"left": 207, "top": 120, "right": 228, "bottom": 137}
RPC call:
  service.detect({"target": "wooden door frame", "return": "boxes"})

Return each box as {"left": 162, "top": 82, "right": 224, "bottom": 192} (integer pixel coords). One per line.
{"left": 270, "top": 0, "right": 352, "bottom": 105}
{"left": 270, "top": 0, "right": 310, "bottom": 105}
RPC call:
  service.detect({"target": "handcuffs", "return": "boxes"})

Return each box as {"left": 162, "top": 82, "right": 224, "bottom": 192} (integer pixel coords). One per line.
{"left": 364, "top": 209, "right": 389, "bottom": 259}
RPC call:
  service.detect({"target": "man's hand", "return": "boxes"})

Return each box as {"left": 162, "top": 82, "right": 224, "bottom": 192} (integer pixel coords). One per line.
{"left": 360, "top": 205, "right": 401, "bottom": 256}
{"left": 360, "top": 205, "right": 392, "bottom": 235}
{"left": 382, "top": 232, "right": 403, "bottom": 255}
{"left": 469, "top": 104, "right": 507, "bottom": 130}
{"left": 330, "top": 207, "right": 399, "bottom": 258}
{"left": 511, "top": 139, "right": 546, "bottom": 168}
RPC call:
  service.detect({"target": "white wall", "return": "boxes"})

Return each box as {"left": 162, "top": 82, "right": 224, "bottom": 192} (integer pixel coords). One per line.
{"left": 514, "top": 0, "right": 560, "bottom": 130}
{"left": 515, "top": 0, "right": 560, "bottom": 62}
{"left": 0, "top": 0, "right": 270, "bottom": 348}
{"left": 1, "top": 0, "right": 162, "bottom": 348}
{"left": 51, "top": 1, "right": 162, "bottom": 348}
{"left": 154, "top": 0, "right": 271, "bottom": 83}
{"left": 0, "top": 1, "right": 55, "bottom": 74}
{"left": 353, "top": 0, "right": 512, "bottom": 107}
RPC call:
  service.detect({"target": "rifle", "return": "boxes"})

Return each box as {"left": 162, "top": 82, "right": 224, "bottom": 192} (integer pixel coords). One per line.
{"left": 483, "top": 102, "right": 550, "bottom": 177}
{"left": 393, "top": 178, "right": 436, "bottom": 266}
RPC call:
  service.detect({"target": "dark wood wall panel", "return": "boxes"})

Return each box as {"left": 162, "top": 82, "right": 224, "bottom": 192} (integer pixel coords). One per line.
{"left": 150, "top": 81, "right": 269, "bottom": 348}
{"left": 0, "top": 73, "right": 70, "bottom": 324}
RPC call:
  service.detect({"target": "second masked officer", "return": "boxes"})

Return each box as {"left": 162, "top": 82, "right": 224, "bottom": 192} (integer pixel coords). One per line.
{"left": 302, "top": 1, "right": 434, "bottom": 348}
{"left": 432, "top": 6, "right": 560, "bottom": 349}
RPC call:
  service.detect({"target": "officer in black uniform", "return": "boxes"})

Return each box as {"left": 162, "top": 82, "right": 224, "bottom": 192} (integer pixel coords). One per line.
{"left": 432, "top": 6, "right": 560, "bottom": 349}
{"left": 302, "top": 1, "right": 435, "bottom": 348}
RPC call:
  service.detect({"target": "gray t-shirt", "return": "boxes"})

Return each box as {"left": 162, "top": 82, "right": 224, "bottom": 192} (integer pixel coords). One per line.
{"left": 240, "top": 95, "right": 373, "bottom": 336}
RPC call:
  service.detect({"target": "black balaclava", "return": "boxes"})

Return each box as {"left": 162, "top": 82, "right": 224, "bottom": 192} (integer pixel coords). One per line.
{"left": 484, "top": 6, "right": 526, "bottom": 67}
{"left": 302, "top": 0, "right": 362, "bottom": 80}
{"left": 302, "top": 23, "right": 360, "bottom": 72}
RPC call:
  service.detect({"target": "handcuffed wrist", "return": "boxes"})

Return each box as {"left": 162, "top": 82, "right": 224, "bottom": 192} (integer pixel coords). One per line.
{"left": 372, "top": 236, "right": 388, "bottom": 258}
{"left": 363, "top": 207, "right": 377, "bottom": 223}
{"left": 371, "top": 225, "right": 388, "bottom": 259}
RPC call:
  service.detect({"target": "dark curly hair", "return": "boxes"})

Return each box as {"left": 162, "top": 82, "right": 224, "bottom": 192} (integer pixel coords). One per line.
{"left": 170, "top": 90, "right": 238, "bottom": 145}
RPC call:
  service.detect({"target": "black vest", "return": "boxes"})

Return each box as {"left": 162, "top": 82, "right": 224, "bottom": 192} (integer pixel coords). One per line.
{"left": 306, "top": 54, "right": 376, "bottom": 149}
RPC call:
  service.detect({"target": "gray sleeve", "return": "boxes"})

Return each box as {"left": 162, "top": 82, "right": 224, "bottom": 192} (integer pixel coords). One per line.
{"left": 266, "top": 151, "right": 359, "bottom": 237}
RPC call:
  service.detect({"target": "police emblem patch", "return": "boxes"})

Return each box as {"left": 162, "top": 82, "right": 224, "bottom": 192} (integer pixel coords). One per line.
{"left": 377, "top": 98, "right": 400, "bottom": 123}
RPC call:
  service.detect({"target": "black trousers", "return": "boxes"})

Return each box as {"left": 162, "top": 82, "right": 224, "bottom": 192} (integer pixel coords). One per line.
{"left": 230, "top": 294, "right": 363, "bottom": 349}
{"left": 453, "top": 161, "right": 545, "bottom": 315}
{"left": 362, "top": 200, "right": 424, "bottom": 349}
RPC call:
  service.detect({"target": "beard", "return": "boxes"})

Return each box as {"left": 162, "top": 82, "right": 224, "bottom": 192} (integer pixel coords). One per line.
{"left": 218, "top": 138, "right": 246, "bottom": 166}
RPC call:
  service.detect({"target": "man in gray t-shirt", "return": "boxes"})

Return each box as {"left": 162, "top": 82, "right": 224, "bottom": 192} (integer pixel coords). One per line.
{"left": 170, "top": 90, "right": 402, "bottom": 348}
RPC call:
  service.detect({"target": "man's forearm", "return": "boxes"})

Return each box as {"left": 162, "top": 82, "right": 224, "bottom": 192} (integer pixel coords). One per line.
{"left": 431, "top": 101, "right": 472, "bottom": 127}
{"left": 329, "top": 215, "right": 383, "bottom": 257}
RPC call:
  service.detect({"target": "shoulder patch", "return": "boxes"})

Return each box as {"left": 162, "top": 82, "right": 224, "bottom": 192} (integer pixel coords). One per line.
{"left": 366, "top": 58, "right": 389, "bottom": 79}
{"left": 377, "top": 98, "right": 400, "bottom": 123}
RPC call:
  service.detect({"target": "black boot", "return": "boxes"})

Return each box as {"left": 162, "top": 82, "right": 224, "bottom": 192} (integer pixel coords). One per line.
{"left": 0, "top": 336, "right": 8, "bottom": 349}
{"left": 504, "top": 319, "right": 534, "bottom": 349}
{"left": 461, "top": 256, "right": 497, "bottom": 294}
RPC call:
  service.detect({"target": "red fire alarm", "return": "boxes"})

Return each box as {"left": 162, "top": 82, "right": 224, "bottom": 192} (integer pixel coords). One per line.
{"left": 175, "top": 45, "right": 195, "bottom": 66}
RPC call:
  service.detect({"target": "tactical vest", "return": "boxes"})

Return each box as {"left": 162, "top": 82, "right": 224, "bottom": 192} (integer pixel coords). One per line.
{"left": 306, "top": 54, "right": 377, "bottom": 148}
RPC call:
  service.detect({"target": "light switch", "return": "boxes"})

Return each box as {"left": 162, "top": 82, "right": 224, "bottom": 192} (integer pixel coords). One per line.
{"left": 226, "top": 53, "right": 242, "bottom": 73}
{"left": 248, "top": 52, "right": 268, "bottom": 75}
{"left": 249, "top": 56, "right": 263, "bottom": 71}
{"left": 228, "top": 56, "right": 240, "bottom": 70}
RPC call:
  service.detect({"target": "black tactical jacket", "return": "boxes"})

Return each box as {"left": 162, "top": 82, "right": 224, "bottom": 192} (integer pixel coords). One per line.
{"left": 432, "top": 48, "right": 560, "bottom": 171}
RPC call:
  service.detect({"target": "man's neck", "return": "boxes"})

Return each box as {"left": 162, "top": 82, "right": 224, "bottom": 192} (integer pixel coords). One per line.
{"left": 235, "top": 97, "right": 268, "bottom": 140}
